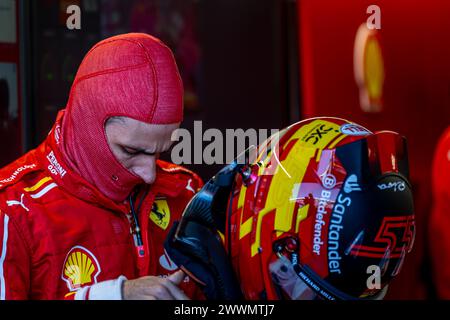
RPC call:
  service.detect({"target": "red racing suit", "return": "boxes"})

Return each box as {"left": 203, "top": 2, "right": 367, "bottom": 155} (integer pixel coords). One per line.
{"left": 0, "top": 115, "right": 203, "bottom": 300}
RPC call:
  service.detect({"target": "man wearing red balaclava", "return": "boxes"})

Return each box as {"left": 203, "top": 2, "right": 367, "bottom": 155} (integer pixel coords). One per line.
{"left": 0, "top": 33, "right": 203, "bottom": 300}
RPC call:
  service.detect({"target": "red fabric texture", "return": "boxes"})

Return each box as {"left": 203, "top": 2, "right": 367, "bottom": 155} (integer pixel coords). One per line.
{"left": 429, "top": 126, "right": 450, "bottom": 298}
{"left": 61, "top": 33, "right": 184, "bottom": 202}
{"left": 0, "top": 117, "right": 203, "bottom": 299}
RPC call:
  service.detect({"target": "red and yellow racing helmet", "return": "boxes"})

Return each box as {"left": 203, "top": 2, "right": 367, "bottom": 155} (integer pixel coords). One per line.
{"left": 165, "top": 117, "right": 415, "bottom": 300}
{"left": 226, "top": 117, "right": 415, "bottom": 300}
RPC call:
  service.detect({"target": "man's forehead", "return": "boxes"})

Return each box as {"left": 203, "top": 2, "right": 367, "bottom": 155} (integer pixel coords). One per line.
{"left": 108, "top": 116, "right": 179, "bottom": 131}
{"left": 106, "top": 116, "right": 179, "bottom": 151}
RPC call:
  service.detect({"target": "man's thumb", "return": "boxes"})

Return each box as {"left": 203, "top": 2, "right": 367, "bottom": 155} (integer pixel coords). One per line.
{"left": 168, "top": 270, "right": 185, "bottom": 285}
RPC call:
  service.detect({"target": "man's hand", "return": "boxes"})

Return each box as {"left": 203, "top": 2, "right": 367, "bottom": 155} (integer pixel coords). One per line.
{"left": 122, "top": 270, "right": 189, "bottom": 300}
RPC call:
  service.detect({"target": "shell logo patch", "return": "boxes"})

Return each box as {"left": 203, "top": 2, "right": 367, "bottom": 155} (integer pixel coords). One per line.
{"left": 61, "top": 246, "right": 101, "bottom": 291}
{"left": 150, "top": 198, "right": 171, "bottom": 230}
{"left": 354, "top": 23, "right": 385, "bottom": 112}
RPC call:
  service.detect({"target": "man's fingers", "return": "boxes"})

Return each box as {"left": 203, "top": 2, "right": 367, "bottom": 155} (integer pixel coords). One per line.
{"left": 147, "top": 281, "right": 176, "bottom": 300}
{"left": 165, "top": 271, "right": 189, "bottom": 300}
{"left": 162, "top": 279, "right": 190, "bottom": 300}
{"left": 168, "top": 270, "right": 185, "bottom": 285}
{"left": 123, "top": 275, "right": 188, "bottom": 300}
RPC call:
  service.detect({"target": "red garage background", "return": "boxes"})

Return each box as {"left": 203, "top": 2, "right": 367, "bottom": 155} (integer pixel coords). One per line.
{"left": 0, "top": 0, "right": 448, "bottom": 300}
{"left": 298, "top": 0, "right": 450, "bottom": 299}
{"left": 0, "top": 0, "right": 22, "bottom": 162}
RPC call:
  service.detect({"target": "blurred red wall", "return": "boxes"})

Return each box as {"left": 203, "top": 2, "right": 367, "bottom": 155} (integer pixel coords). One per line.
{"left": 0, "top": 0, "right": 22, "bottom": 164}
{"left": 298, "top": 0, "right": 450, "bottom": 299}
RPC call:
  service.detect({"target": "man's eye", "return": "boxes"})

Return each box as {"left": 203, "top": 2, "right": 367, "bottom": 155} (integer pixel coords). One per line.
{"left": 121, "top": 147, "right": 157, "bottom": 157}
{"left": 122, "top": 147, "right": 139, "bottom": 156}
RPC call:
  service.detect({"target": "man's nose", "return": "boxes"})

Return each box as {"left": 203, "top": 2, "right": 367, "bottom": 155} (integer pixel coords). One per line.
{"left": 138, "top": 171, "right": 155, "bottom": 184}
{"left": 139, "top": 168, "right": 156, "bottom": 184}
{"left": 132, "top": 164, "right": 156, "bottom": 184}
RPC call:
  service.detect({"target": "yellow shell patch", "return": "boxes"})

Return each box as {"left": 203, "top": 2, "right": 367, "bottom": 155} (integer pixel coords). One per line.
{"left": 61, "top": 246, "right": 101, "bottom": 291}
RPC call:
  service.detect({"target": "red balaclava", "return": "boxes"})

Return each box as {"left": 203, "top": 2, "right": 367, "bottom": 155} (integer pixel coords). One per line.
{"left": 60, "top": 33, "right": 183, "bottom": 202}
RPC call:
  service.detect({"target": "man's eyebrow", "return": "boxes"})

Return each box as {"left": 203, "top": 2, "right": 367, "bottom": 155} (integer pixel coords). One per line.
{"left": 123, "top": 141, "right": 173, "bottom": 154}
{"left": 123, "top": 145, "right": 155, "bottom": 154}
